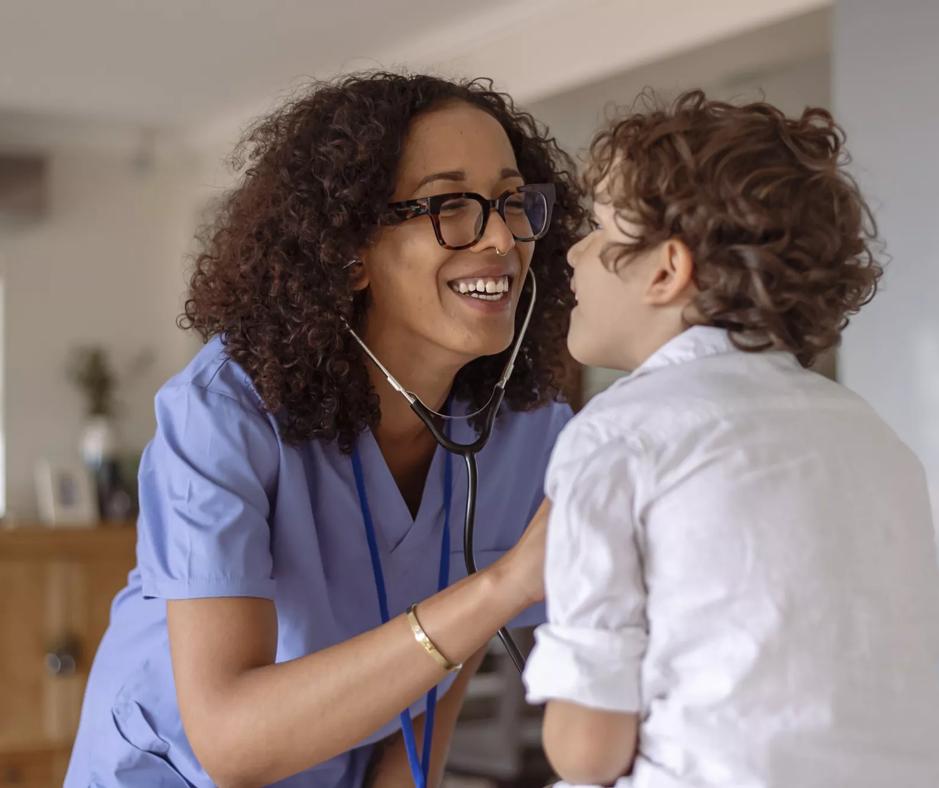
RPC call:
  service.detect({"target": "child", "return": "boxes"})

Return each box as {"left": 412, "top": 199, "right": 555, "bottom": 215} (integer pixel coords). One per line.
{"left": 523, "top": 90, "right": 939, "bottom": 787}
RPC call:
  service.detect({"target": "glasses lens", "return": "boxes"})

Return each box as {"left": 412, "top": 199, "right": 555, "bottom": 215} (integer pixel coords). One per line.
{"left": 438, "top": 197, "right": 484, "bottom": 248}
{"left": 505, "top": 190, "right": 549, "bottom": 241}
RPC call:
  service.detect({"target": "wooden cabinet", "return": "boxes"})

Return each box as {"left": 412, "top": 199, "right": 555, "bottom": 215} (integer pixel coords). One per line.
{"left": 0, "top": 525, "right": 136, "bottom": 787}
{"left": 0, "top": 747, "right": 65, "bottom": 788}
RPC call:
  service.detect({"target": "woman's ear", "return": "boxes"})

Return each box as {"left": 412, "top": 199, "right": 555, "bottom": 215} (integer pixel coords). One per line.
{"left": 347, "top": 255, "right": 370, "bottom": 292}
{"left": 643, "top": 239, "right": 696, "bottom": 306}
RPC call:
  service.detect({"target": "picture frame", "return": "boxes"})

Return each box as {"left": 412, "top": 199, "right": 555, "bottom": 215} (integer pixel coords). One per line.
{"left": 34, "top": 460, "right": 97, "bottom": 526}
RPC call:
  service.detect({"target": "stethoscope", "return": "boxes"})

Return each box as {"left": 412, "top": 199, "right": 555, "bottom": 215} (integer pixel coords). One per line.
{"left": 345, "top": 265, "right": 538, "bottom": 674}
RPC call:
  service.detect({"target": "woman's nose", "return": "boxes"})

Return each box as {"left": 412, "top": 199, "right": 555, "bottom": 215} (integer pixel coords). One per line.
{"left": 472, "top": 210, "right": 515, "bottom": 255}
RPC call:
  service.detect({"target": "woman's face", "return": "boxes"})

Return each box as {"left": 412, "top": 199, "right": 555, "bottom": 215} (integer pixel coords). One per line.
{"left": 358, "top": 101, "right": 535, "bottom": 368}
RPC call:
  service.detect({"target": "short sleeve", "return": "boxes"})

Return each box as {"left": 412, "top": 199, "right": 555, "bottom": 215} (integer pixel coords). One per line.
{"left": 136, "top": 381, "right": 280, "bottom": 600}
{"left": 523, "top": 419, "right": 649, "bottom": 713}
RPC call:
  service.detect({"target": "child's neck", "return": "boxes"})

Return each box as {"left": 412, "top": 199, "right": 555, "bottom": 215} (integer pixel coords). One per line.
{"left": 622, "top": 320, "right": 689, "bottom": 373}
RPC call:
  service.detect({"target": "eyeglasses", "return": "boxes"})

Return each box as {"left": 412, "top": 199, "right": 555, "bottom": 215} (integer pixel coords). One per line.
{"left": 382, "top": 183, "right": 556, "bottom": 251}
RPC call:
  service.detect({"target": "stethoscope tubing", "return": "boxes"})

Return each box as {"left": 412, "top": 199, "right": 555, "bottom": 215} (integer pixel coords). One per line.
{"left": 460, "top": 450, "right": 527, "bottom": 673}
{"left": 409, "top": 396, "right": 526, "bottom": 673}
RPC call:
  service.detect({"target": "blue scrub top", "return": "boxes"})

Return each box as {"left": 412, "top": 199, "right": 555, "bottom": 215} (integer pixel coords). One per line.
{"left": 66, "top": 336, "right": 570, "bottom": 788}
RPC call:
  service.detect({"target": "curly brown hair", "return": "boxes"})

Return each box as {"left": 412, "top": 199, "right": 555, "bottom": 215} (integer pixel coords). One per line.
{"left": 180, "top": 72, "right": 584, "bottom": 450}
{"left": 585, "top": 89, "right": 883, "bottom": 367}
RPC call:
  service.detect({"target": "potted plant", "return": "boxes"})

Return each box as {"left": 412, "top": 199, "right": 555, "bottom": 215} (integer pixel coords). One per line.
{"left": 66, "top": 346, "right": 142, "bottom": 522}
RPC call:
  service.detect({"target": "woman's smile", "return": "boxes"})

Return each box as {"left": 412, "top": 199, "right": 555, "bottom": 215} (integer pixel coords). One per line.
{"left": 444, "top": 263, "right": 520, "bottom": 314}
{"left": 448, "top": 274, "right": 511, "bottom": 300}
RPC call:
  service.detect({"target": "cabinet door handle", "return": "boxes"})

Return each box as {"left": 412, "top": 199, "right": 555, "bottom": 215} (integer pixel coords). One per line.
{"left": 45, "top": 638, "right": 80, "bottom": 676}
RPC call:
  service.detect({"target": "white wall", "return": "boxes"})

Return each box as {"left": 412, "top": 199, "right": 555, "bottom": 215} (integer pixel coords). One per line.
{"left": 0, "top": 147, "right": 209, "bottom": 520}
{"left": 834, "top": 0, "right": 939, "bottom": 525}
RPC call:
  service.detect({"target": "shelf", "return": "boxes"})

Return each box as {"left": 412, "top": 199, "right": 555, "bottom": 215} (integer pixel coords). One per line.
{"left": 447, "top": 718, "right": 542, "bottom": 779}
{"left": 464, "top": 673, "right": 505, "bottom": 699}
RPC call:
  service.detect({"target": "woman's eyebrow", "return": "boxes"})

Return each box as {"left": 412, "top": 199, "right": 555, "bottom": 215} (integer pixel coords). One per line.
{"left": 415, "top": 170, "right": 466, "bottom": 189}
{"left": 414, "top": 167, "right": 523, "bottom": 191}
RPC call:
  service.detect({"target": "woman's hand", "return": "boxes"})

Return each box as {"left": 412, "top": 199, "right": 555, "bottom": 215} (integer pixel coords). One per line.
{"left": 495, "top": 497, "right": 551, "bottom": 608}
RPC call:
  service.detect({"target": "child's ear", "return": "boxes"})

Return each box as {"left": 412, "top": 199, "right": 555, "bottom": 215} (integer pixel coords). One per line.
{"left": 644, "top": 239, "right": 695, "bottom": 305}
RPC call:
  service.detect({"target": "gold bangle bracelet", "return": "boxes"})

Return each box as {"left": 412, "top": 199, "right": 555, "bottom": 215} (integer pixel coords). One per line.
{"left": 406, "top": 603, "right": 462, "bottom": 673}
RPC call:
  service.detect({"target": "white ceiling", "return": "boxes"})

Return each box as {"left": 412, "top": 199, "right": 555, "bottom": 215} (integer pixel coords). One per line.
{"left": 0, "top": 0, "right": 830, "bottom": 149}
{"left": 0, "top": 0, "right": 528, "bottom": 125}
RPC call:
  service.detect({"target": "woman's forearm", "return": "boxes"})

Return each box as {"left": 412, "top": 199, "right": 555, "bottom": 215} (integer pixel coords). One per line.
{"left": 170, "top": 559, "right": 533, "bottom": 788}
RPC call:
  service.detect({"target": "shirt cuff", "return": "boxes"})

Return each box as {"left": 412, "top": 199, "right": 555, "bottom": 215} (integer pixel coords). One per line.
{"left": 523, "top": 623, "right": 647, "bottom": 713}
{"left": 141, "top": 573, "right": 276, "bottom": 600}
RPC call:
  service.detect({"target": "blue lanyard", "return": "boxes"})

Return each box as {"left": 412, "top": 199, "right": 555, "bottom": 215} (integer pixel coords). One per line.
{"left": 351, "top": 442, "right": 453, "bottom": 788}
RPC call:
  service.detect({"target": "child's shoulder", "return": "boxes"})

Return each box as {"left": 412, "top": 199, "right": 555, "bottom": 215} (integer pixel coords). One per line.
{"left": 565, "top": 346, "right": 873, "bottom": 450}
{"left": 561, "top": 368, "right": 675, "bottom": 442}
{"left": 549, "top": 386, "right": 651, "bottom": 470}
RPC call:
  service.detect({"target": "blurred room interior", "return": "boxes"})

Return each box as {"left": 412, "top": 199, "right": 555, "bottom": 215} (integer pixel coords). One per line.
{"left": 0, "top": 1, "right": 936, "bottom": 785}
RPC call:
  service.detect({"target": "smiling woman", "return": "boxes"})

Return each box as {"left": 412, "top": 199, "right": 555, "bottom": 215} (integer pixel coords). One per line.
{"left": 181, "top": 74, "right": 583, "bottom": 451}
{"left": 64, "top": 72, "right": 584, "bottom": 788}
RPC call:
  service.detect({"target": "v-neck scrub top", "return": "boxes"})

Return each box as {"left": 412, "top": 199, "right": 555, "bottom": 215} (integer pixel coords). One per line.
{"left": 66, "top": 335, "right": 571, "bottom": 788}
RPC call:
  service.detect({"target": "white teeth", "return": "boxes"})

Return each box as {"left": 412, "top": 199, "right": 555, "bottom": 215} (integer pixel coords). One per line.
{"left": 448, "top": 275, "right": 510, "bottom": 298}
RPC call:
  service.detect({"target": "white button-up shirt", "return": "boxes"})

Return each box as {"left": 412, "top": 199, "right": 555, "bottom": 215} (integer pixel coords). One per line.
{"left": 524, "top": 327, "right": 939, "bottom": 787}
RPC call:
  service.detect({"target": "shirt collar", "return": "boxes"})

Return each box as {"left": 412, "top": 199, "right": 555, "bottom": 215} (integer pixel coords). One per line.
{"left": 626, "top": 326, "right": 739, "bottom": 382}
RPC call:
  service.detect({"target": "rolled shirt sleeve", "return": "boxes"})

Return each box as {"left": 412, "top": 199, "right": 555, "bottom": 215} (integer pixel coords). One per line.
{"left": 136, "top": 381, "right": 280, "bottom": 600}
{"left": 524, "top": 419, "right": 649, "bottom": 713}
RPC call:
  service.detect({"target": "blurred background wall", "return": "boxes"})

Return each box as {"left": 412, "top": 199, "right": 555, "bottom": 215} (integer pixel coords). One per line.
{"left": 0, "top": 0, "right": 934, "bottom": 526}
{"left": 833, "top": 0, "right": 939, "bottom": 524}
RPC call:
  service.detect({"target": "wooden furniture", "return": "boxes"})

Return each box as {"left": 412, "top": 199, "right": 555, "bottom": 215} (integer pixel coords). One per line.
{"left": 0, "top": 524, "right": 136, "bottom": 787}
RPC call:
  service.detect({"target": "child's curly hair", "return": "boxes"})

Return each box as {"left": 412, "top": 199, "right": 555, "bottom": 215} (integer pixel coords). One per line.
{"left": 179, "top": 72, "right": 584, "bottom": 450}
{"left": 585, "top": 89, "right": 883, "bottom": 367}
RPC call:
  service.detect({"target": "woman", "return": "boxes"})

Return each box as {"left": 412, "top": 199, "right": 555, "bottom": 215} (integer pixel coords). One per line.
{"left": 66, "top": 72, "right": 583, "bottom": 787}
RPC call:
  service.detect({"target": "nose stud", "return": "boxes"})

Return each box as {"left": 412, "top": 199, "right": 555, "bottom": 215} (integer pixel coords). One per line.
{"left": 496, "top": 248, "right": 508, "bottom": 257}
